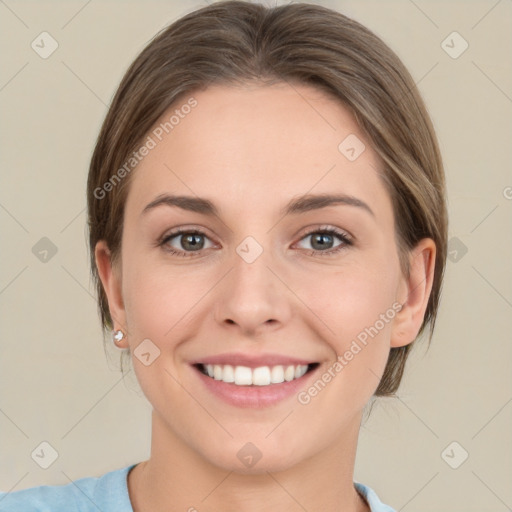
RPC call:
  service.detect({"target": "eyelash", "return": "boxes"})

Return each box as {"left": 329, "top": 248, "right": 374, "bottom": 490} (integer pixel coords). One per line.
{"left": 158, "top": 226, "right": 353, "bottom": 258}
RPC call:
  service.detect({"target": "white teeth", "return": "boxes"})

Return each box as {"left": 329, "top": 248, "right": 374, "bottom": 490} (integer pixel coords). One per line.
{"left": 270, "top": 365, "right": 284, "bottom": 384}
{"left": 200, "top": 363, "right": 310, "bottom": 386}
{"left": 213, "top": 365, "right": 223, "bottom": 380}
{"left": 295, "top": 365, "right": 308, "bottom": 379}
{"left": 252, "top": 366, "right": 271, "bottom": 386}
{"left": 284, "top": 365, "right": 295, "bottom": 382}
{"left": 222, "top": 364, "right": 235, "bottom": 383}
{"left": 234, "top": 366, "right": 252, "bottom": 385}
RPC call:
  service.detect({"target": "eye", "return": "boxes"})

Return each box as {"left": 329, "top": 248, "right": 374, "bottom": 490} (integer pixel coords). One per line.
{"left": 159, "top": 228, "right": 215, "bottom": 257}
{"left": 295, "top": 226, "right": 352, "bottom": 256}
{"left": 158, "top": 225, "right": 352, "bottom": 258}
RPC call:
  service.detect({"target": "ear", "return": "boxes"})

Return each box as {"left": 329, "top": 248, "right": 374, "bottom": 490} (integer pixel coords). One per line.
{"left": 391, "top": 238, "right": 436, "bottom": 348}
{"left": 95, "top": 240, "right": 128, "bottom": 347}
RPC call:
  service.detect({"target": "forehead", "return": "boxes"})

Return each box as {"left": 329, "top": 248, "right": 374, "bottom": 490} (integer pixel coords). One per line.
{"left": 125, "top": 82, "right": 390, "bottom": 221}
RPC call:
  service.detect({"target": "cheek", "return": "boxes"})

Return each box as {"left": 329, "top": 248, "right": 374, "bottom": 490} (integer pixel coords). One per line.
{"left": 293, "top": 262, "right": 400, "bottom": 419}
{"left": 122, "top": 256, "right": 213, "bottom": 342}
{"left": 295, "top": 252, "right": 401, "bottom": 401}
{"left": 300, "top": 258, "right": 400, "bottom": 343}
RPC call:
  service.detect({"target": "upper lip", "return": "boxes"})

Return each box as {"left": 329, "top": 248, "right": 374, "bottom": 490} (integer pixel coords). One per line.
{"left": 190, "top": 352, "right": 316, "bottom": 368}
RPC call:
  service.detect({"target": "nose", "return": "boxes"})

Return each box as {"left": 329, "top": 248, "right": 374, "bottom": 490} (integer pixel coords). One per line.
{"left": 214, "top": 245, "right": 292, "bottom": 337}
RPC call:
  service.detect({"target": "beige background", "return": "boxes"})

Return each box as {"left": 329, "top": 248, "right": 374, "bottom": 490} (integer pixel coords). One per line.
{"left": 1, "top": 0, "right": 511, "bottom": 510}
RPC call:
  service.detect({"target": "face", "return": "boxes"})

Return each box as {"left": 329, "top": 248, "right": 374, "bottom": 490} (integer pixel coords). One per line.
{"left": 97, "top": 82, "right": 433, "bottom": 473}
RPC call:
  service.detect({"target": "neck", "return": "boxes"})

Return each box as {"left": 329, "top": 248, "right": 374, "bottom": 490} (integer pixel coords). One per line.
{"left": 128, "top": 410, "right": 370, "bottom": 512}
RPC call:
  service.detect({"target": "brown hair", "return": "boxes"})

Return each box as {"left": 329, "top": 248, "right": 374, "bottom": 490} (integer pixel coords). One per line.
{"left": 87, "top": 0, "right": 447, "bottom": 397}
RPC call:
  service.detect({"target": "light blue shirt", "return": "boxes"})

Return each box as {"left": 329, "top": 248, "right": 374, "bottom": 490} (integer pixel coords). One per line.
{"left": 0, "top": 464, "right": 396, "bottom": 511}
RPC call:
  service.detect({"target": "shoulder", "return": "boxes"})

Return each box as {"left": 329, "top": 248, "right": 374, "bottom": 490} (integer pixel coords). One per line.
{"left": 0, "top": 464, "right": 137, "bottom": 512}
{"left": 354, "top": 481, "right": 397, "bottom": 512}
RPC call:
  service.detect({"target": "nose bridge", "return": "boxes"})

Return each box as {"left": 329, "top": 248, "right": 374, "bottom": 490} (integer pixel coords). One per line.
{"left": 214, "top": 235, "right": 291, "bottom": 333}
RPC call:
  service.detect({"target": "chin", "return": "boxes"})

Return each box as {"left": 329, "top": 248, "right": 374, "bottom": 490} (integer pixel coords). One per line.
{"left": 199, "top": 437, "right": 308, "bottom": 475}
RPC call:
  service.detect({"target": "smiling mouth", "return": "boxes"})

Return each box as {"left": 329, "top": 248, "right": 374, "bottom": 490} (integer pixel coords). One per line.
{"left": 194, "top": 363, "right": 320, "bottom": 386}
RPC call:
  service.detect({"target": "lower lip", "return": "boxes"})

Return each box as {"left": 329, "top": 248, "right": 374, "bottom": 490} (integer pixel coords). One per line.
{"left": 192, "top": 365, "right": 319, "bottom": 408}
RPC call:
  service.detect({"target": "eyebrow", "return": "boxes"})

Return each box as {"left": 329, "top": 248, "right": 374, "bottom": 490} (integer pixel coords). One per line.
{"left": 141, "top": 193, "right": 374, "bottom": 218}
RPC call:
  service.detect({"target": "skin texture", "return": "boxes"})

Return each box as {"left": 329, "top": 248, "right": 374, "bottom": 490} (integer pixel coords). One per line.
{"left": 95, "top": 82, "right": 435, "bottom": 512}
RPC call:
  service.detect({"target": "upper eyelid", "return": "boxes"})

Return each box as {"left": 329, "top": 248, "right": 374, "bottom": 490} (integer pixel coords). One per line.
{"left": 160, "top": 226, "right": 214, "bottom": 242}
{"left": 301, "top": 225, "right": 351, "bottom": 238}
{"left": 294, "top": 225, "right": 353, "bottom": 245}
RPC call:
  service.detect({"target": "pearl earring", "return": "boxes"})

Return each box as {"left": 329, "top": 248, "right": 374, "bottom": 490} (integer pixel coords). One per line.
{"left": 113, "top": 330, "right": 125, "bottom": 344}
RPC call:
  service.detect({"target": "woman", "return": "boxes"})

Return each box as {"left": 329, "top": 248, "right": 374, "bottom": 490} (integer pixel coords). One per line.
{"left": 0, "top": 1, "right": 447, "bottom": 511}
